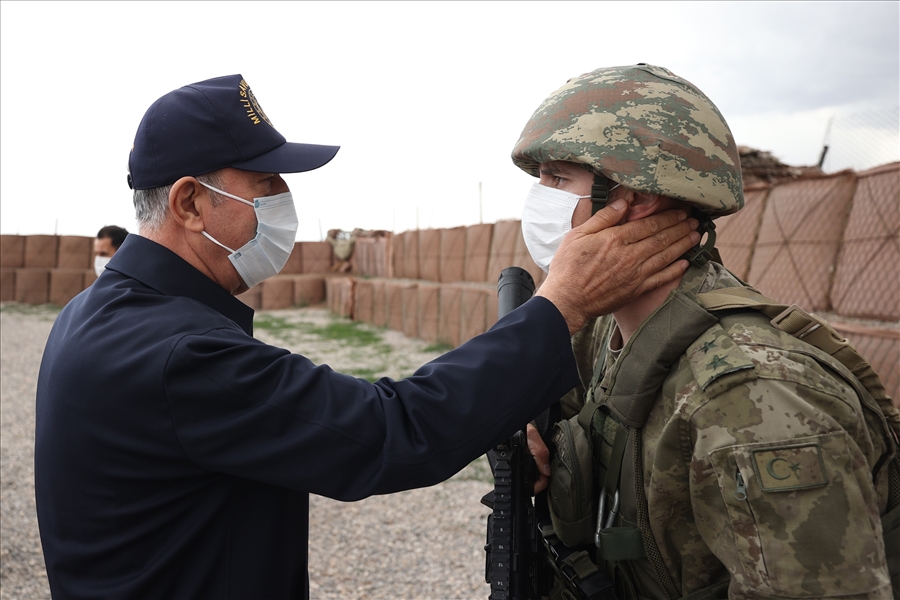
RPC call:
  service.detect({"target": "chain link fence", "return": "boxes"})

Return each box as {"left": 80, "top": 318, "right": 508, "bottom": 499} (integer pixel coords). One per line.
{"left": 821, "top": 106, "right": 900, "bottom": 173}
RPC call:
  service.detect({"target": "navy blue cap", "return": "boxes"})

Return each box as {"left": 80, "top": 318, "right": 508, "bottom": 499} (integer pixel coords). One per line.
{"left": 128, "top": 74, "right": 340, "bottom": 190}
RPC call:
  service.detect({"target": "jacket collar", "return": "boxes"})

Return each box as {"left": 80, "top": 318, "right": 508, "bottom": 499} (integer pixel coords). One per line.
{"left": 106, "top": 234, "right": 254, "bottom": 335}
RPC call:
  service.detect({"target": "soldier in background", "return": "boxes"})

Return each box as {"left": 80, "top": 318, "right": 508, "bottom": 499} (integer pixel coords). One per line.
{"left": 93, "top": 225, "right": 128, "bottom": 276}
{"left": 516, "top": 64, "right": 896, "bottom": 599}
{"left": 325, "top": 228, "right": 355, "bottom": 273}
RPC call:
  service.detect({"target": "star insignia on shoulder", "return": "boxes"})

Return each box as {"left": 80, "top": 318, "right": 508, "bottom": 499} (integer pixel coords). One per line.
{"left": 707, "top": 355, "right": 729, "bottom": 370}
{"left": 699, "top": 340, "right": 717, "bottom": 354}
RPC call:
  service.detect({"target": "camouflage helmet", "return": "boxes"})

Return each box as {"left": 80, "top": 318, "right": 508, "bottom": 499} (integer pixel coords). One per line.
{"left": 512, "top": 64, "right": 744, "bottom": 217}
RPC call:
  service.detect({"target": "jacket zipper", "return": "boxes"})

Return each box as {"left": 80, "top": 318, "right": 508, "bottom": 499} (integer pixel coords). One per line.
{"left": 735, "top": 467, "right": 747, "bottom": 501}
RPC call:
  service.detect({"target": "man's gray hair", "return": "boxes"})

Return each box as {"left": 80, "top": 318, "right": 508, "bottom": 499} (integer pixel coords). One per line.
{"left": 133, "top": 171, "right": 225, "bottom": 232}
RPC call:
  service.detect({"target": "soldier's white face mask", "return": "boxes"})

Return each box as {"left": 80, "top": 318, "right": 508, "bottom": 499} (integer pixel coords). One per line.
{"left": 198, "top": 182, "right": 299, "bottom": 289}
{"left": 93, "top": 255, "right": 111, "bottom": 277}
{"left": 522, "top": 181, "right": 621, "bottom": 272}
{"left": 521, "top": 183, "right": 590, "bottom": 272}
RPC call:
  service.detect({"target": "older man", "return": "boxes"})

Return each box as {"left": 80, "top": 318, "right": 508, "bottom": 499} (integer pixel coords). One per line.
{"left": 34, "top": 74, "right": 699, "bottom": 599}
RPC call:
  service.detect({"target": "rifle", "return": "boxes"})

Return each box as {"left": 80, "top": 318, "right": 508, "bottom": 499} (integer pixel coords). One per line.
{"left": 481, "top": 267, "right": 617, "bottom": 600}
{"left": 481, "top": 266, "right": 542, "bottom": 600}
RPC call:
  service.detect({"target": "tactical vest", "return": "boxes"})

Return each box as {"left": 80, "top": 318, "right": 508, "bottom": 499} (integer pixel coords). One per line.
{"left": 544, "top": 284, "right": 900, "bottom": 600}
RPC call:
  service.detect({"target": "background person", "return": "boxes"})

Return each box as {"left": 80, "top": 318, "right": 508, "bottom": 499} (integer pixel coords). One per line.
{"left": 34, "top": 73, "right": 699, "bottom": 599}
{"left": 93, "top": 225, "right": 128, "bottom": 276}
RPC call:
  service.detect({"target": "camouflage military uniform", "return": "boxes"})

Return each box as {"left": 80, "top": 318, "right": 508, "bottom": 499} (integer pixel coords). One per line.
{"left": 561, "top": 261, "right": 893, "bottom": 599}
{"left": 512, "top": 64, "right": 895, "bottom": 599}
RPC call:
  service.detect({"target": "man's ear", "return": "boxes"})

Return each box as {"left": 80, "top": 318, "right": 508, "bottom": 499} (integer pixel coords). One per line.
{"left": 168, "top": 177, "right": 206, "bottom": 233}
{"left": 625, "top": 192, "right": 668, "bottom": 222}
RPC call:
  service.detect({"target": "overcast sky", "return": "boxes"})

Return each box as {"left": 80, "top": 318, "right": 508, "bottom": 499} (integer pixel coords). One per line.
{"left": 1, "top": 1, "right": 897, "bottom": 241}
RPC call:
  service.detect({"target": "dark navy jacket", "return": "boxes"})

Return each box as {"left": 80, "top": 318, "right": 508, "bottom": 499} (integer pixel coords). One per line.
{"left": 35, "top": 234, "right": 578, "bottom": 599}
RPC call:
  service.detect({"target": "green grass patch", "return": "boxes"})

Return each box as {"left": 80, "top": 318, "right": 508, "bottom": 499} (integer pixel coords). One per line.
{"left": 346, "top": 367, "right": 382, "bottom": 382}
{"left": 423, "top": 341, "right": 454, "bottom": 353}
{"left": 0, "top": 303, "right": 62, "bottom": 318}
{"left": 254, "top": 313, "right": 389, "bottom": 350}
{"left": 254, "top": 314, "right": 293, "bottom": 332}
{"left": 372, "top": 343, "right": 394, "bottom": 355}
{"left": 252, "top": 314, "right": 316, "bottom": 343}
{"left": 308, "top": 321, "right": 383, "bottom": 347}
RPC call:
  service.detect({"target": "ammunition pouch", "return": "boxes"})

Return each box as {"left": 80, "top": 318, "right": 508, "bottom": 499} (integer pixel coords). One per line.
{"left": 548, "top": 416, "right": 595, "bottom": 547}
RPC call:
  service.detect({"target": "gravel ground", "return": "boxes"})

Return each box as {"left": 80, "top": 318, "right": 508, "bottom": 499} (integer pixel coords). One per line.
{"left": 1, "top": 305, "right": 57, "bottom": 600}
{"left": 0, "top": 303, "right": 494, "bottom": 600}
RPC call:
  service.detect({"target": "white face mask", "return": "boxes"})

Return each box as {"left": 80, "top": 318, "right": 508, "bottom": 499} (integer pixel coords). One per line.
{"left": 521, "top": 183, "right": 590, "bottom": 272}
{"left": 521, "top": 181, "right": 621, "bottom": 272}
{"left": 93, "top": 255, "right": 111, "bottom": 277}
{"left": 198, "top": 182, "right": 299, "bottom": 289}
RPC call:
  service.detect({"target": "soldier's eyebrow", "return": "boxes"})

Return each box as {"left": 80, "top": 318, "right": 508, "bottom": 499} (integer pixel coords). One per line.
{"left": 539, "top": 165, "right": 565, "bottom": 177}
{"left": 541, "top": 163, "right": 588, "bottom": 180}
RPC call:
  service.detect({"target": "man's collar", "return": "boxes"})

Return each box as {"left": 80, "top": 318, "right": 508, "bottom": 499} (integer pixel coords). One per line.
{"left": 106, "top": 235, "right": 254, "bottom": 335}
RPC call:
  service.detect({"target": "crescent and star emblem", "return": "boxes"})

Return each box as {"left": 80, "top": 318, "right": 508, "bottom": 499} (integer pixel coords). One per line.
{"left": 766, "top": 457, "right": 802, "bottom": 480}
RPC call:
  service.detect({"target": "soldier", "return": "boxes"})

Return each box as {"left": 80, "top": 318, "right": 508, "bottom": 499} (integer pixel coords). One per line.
{"left": 93, "top": 225, "right": 129, "bottom": 276}
{"left": 515, "top": 64, "right": 898, "bottom": 599}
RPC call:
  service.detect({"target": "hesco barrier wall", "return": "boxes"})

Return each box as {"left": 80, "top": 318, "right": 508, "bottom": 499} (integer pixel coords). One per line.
{"left": 1, "top": 234, "right": 97, "bottom": 306}
{"left": 0, "top": 238, "right": 335, "bottom": 309}
{"left": 2, "top": 164, "right": 897, "bottom": 402}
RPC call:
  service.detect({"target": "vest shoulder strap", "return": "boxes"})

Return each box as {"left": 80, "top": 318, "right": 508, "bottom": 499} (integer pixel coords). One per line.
{"left": 601, "top": 291, "right": 718, "bottom": 428}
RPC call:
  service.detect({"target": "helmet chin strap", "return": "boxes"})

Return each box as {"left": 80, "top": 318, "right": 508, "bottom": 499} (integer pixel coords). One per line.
{"left": 682, "top": 209, "right": 721, "bottom": 267}
{"left": 592, "top": 173, "right": 721, "bottom": 267}
{"left": 590, "top": 174, "right": 611, "bottom": 216}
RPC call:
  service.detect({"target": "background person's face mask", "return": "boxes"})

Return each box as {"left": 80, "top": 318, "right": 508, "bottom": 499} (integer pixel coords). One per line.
{"left": 521, "top": 182, "right": 590, "bottom": 272}
{"left": 198, "top": 182, "right": 299, "bottom": 289}
{"left": 93, "top": 255, "right": 111, "bottom": 277}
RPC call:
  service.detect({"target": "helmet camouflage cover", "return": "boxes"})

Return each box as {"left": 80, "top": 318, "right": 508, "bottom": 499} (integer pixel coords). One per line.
{"left": 512, "top": 64, "right": 744, "bottom": 216}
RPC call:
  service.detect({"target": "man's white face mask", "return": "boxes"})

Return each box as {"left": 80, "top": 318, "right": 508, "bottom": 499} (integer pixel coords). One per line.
{"left": 93, "top": 255, "right": 111, "bottom": 277}
{"left": 198, "top": 182, "right": 299, "bottom": 289}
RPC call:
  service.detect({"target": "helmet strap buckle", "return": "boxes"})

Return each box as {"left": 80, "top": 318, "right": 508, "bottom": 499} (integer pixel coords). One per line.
{"left": 682, "top": 212, "right": 720, "bottom": 266}
{"left": 590, "top": 174, "right": 611, "bottom": 216}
